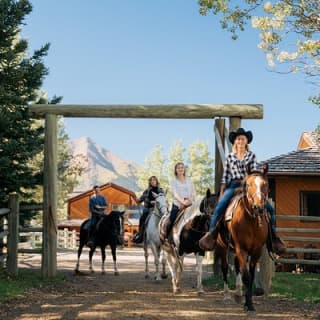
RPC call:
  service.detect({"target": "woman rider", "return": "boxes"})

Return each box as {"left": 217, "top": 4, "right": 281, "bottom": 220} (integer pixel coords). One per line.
{"left": 199, "top": 128, "right": 286, "bottom": 255}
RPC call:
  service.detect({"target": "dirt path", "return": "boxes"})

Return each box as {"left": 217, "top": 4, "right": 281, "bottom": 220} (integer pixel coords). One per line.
{"left": 1, "top": 247, "right": 319, "bottom": 320}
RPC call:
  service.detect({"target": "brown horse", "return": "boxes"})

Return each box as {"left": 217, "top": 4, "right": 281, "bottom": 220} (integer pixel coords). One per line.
{"left": 217, "top": 164, "right": 269, "bottom": 312}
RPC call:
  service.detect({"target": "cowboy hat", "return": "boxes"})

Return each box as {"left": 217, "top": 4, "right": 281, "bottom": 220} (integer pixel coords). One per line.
{"left": 229, "top": 128, "right": 253, "bottom": 144}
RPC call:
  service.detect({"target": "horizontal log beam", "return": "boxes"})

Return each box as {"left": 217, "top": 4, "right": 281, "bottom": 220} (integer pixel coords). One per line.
{"left": 28, "top": 104, "right": 263, "bottom": 119}
{"left": 277, "top": 215, "right": 320, "bottom": 222}
{"left": 276, "top": 258, "right": 320, "bottom": 265}
{"left": 286, "top": 248, "right": 320, "bottom": 254}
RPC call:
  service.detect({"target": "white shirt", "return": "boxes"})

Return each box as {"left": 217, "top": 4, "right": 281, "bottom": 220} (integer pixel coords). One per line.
{"left": 170, "top": 177, "right": 195, "bottom": 207}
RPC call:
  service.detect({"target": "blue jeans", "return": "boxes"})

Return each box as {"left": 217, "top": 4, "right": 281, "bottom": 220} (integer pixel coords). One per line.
{"left": 209, "top": 181, "right": 240, "bottom": 230}
{"left": 209, "top": 181, "right": 276, "bottom": 231}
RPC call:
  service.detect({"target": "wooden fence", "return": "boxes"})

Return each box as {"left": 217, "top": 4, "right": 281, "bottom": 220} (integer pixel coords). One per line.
{"left": 275, "top": 215, "right": 320, "bottom": 269}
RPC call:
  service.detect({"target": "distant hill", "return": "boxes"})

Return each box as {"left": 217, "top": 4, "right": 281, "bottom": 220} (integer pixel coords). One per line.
{"left": 70, "top": 137, "right": 141, "bottom": 194}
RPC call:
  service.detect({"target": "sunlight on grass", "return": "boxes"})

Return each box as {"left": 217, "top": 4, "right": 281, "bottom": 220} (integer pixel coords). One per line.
{"left": 0, "top": 268, "right": 65, "bottom": 302}
{"left": 204, "top": 272, "right": 320, "bottom": 303}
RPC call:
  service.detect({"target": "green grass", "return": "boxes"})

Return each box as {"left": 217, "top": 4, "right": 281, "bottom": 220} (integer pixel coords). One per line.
{"left": 203, "top": 272, "right": 320, "bottom": 303}
{"left": 0, "top": 268, "right": 65, "bottom": 302}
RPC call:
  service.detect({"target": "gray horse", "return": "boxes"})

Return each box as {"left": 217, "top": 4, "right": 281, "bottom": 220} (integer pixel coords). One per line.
{"left": 144, "top": 192, "right": 169, "bottom": 280}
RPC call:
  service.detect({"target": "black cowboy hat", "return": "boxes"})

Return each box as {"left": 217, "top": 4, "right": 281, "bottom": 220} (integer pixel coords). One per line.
{"left": 229, "top": 128, "right": 253, "bottom": 144}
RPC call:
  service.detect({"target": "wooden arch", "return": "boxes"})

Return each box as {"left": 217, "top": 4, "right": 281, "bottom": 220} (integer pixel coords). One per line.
{"left": 29, "top": 103, "right": 263, "bottom": 277}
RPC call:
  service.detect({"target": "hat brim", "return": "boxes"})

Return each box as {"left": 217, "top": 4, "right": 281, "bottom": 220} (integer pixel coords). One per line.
{"left": 229, "top": 130, "right": 253, "bottom": 144}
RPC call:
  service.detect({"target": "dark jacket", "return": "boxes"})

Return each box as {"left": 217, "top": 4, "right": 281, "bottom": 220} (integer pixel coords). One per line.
{"left": 139, "top": 186, "right": 163, "bottom": 209}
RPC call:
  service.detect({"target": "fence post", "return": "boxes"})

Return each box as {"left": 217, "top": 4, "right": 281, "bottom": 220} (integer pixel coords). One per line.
{"left": 7, "top": 194, "right": 19, "bottom": 276}
{"left": 259, "top": 245, "right": 275, "bottom": 296}
{"left": 64, "top": 228, "right": 68, "bottom": 248}
{"left": 72, "top": 230, "right": 77, "bottom": 249}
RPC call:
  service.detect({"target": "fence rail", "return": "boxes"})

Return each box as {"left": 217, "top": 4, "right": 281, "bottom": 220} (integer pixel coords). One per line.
{"left": 275, "top": 214, "right": 320, "bottom": 267}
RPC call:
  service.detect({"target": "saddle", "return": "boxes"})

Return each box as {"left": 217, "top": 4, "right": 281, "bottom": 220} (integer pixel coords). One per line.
{"left": 159, "top": 207, "right": 188, "bottom": 244}
{"left": 225, "top": 194, "right": 243, "bottom": 222}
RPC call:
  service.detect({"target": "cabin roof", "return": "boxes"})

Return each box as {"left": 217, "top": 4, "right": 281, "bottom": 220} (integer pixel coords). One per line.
{"left": 67, "top": 182, "right": 138, "bottom": 202}
{"left": 263, "top": 147, "right": 320, "bottom": 176}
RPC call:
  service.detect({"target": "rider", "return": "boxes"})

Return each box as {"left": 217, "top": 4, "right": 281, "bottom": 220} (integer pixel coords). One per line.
{"left": 87, "top": 185, "right": 109, "bottom": 248}
{"left": 133, "top": 176, "right": 163, "bottom": 243}
{"left": 199, "top": 128, "right": 286, "bottom": 255}
{"left": 165, "top": 162, "right": 195, "bottom": 240}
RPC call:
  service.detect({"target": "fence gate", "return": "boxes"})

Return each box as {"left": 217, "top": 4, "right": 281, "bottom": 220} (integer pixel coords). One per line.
{"left": 29, "top": 103, "right": 263, "bottom": 277}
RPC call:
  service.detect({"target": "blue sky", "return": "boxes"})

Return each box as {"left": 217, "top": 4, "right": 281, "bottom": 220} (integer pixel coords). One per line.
{"left": 24, "top": 1, "right": 319, "bottom": 165}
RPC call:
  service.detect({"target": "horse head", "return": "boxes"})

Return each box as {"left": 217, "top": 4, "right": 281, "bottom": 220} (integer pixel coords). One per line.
{"left": 244, "top": 163, "right": 269, "bottom": 215}
{"left": 200, "top": 188, "right": 218, "bottom": 216}
{"left": 152, "top": 191, "right": 169, "bottom": 217}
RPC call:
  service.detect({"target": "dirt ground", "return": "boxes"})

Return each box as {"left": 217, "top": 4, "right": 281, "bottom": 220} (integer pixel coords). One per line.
{"left": 1, "top": 247, "right": 319, "bottom": 320}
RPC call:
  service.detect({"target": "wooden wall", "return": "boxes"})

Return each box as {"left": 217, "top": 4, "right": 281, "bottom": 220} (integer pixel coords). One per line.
{"left": 274, "top": 176, "right": 320, "bottom": 248}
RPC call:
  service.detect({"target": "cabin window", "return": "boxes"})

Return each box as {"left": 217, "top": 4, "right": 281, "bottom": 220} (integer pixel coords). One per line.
{"left": 300, "top": 191, "right": 320, "bottom": 217}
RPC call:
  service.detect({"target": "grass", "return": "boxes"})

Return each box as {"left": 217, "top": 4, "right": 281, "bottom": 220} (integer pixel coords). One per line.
{"left": 203, "top": 272, "right": 320, "bottom": 303}
{"left": 0, "top": 268, "right": 65, "bottom": 302}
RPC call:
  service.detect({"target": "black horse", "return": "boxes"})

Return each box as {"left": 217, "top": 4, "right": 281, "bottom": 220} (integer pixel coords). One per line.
{"left": 75, "top": 210, "right": 124, "bottom": 275}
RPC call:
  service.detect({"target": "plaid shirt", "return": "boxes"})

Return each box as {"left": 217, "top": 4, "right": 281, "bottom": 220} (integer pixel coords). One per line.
{"left": 221, "top": 150, "right": 258, "bottom": 185}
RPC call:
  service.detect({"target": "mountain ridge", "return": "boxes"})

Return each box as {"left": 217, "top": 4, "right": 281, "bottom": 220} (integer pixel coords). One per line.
{"left": 70, "top": 136, "right": 141, "bottom": 194}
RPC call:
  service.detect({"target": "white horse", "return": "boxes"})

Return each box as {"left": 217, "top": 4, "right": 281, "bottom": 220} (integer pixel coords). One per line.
{"left": 144, "top": 192, "right": 169, "bottom": 280}
{"left": 160, "top": 198, "right": 204, "bottom": 294}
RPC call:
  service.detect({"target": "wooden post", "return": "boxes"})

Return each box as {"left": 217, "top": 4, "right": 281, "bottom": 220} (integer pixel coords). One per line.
{"left": 258, "top": 245, "right": 274, "bottom": 296}
{"left": 42, "top": 114, "right": 58, "bottom": 278}
{"left": 229, "top": 117, "right": 241, "bottom": 133}
{"left": 7, "top": 194, "right": 19, "bottom": 276}
{"left": 214, "top": 119, "right": 225, "bottom": 195}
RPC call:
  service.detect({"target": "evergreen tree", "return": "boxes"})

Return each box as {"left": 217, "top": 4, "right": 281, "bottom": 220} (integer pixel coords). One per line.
{"left": 0, "top": 0, "right": 49, "bottom": 204}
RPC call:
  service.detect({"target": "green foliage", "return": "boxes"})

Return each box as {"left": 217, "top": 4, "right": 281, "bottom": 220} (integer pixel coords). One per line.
{"left": 0, "top": 0, "right": 49, "bottom": 205}
{"left": 137, "top": 140, "right": 214, "bottom": 200}
{"left": 0, "top": 268, "right": 65, "bottom": 302}
{"left": 198, "top": 0, "right": 320, "bottom": 91}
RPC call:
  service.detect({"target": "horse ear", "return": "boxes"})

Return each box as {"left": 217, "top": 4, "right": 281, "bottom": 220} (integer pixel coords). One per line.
{"left": 151, "top": 191, "right": 158, "bottom": 198}
{"left": 262, "top": 163, "right": 268, "bottom": 175}
{"left": 206, "top": 188, "right": 211, "bottom": 198}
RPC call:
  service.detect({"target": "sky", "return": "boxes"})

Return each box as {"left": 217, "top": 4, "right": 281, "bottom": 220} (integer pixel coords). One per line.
{"left": 23, "top": 0, "right": 319, "bottom": 165}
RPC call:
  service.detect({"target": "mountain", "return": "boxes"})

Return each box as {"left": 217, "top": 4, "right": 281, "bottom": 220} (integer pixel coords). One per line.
{"left": 70, "top": 137, "right": 141, "bottom": 194}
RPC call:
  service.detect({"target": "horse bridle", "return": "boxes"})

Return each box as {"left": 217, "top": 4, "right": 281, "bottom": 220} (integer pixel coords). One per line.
{"left": 242, "top": 175, "right": 268, "bottom": 218}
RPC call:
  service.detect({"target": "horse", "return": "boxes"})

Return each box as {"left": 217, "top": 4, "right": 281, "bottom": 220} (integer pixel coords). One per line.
{"left": 143, "top": 192, "right": 169, "bottom": 280}
{"left": 217, "top": 164, "right": 269, "bottom": 312}
{"left": 75, "top": 210, "right": 124, "bottom": 275}
{"left": 178, "top": 189, "right": 218, "bottom": 295}
{"left": 159, "top": 193, "right": 217, "bottom": 295}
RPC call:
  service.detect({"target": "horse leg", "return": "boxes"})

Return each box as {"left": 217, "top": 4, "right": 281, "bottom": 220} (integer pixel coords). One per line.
{"left": 234, "top": 256, "right": 243, "bottom": 303}
{"left": 220, "top": 249, "right": 232, "bottom": 301}
{"left": 175, "top": 255, "right": 184, "bottom": 294}
{"left": 150, "top": 243, "right": 161, "bottom": 281}
{"left": 144, "top": 241, "right": 150, "bottom": 279}
{"left": 160, "top": 249, "right": 168, "bottom": 279}
{"left": 236, "top": 249, "right": 255, "bottom": 312}
{"left": 111, "top": 243, "right": 119, "bottom": 275}
{"left": 75, "top": 241, "right": 85, "bottom": 273}
{"left": 89, "top": 247, "right": 96, "bottom": 273}
{"left": 166, "top": 252, "right": 180, "bottom": 294}
{"left": 195, "top": 253, "right": 204, "bottom": 296}
{"left": 100, "top": 246, "right": 106, "bottom": 274}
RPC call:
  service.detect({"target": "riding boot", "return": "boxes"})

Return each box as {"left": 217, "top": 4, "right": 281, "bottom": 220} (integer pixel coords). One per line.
{"left": 133, "top": 223, "right": 145, "bottom": 244}
{"left": 199, "top": 225, "right": 219, "bottom": 251}
{"left": 271, "top": 227, "right": 286, "bottom": 255}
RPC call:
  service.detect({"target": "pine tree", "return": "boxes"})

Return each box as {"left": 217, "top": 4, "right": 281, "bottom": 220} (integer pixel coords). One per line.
{"left": 0, "top": 0, "right": 50, "bottom": 205}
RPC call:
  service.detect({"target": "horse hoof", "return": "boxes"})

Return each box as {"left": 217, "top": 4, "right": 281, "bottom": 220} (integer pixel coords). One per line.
{"left": 197, "top": 291, "right": 204, "bottom": 297}
{"left": 161, "top": 274, "right": 168, "bottom": 279}
{"left": 74, "top": 269, "right": 80, "bottom": 275}
{"left": 90, "top": 270, "right": 95, "bottom": 274}
{"left": 173, "top": 288, "right": 181, "bottom": 294}
{"left": 114, "top": 271, "right": 119, "bottom": 276}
